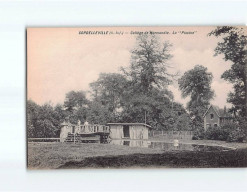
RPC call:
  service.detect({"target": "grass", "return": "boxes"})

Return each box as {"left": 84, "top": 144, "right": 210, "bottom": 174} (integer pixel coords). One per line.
{"left": 27, "top": 139, "right": 247, "bottom": 169}
{"left": 150, "top": 136, "right": 247, "bottom": 149}
{"left": 59, "top": 148, "right": 247, "bottom": 169}
{"left": 27, "top": 142, "right": 162, "bottom": 169}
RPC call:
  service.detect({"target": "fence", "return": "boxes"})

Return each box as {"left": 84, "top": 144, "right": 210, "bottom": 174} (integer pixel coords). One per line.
{"left": 28, "top": 138, "right": 60, "bottom": 142}
{"left": 149, "top": 130, "right": 194, "bottom": 140}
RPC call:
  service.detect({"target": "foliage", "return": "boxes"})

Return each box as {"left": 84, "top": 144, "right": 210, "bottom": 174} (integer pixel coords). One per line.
{"left": 192, "top": 127, "right": 205, "bottom": 140}
{"left": 209, "top": 26, "right": 247, "bottom": 117}
{"left": 122, "top": 34, "right": 174, "bottom": 94}
{"left": 228, "top": 117, "right": 247, "bottom": 142}
{"left": 27, "top": 34, "right": 193, "bottom": 138}
{"left": 64, "top": 90, "right": 88, "bottom": 112}
{"left": 89, "top": 73, "right": 129, "bottom": 119}
{"left": 178, "top": 65, "right": 215, "bottom": 129}
{"left": 204, "top": 126, "right": 230, "bottom": 141}
{"left": 192, "top": 121, "right": 246, "bottom": 143}
{"left": 27, "top": 100, "right": 60, "bottom": 138}
{"left": 87, "top": 101, "right": 112, "bottom": 125}
{"left": 119, "top": 34, "right": 188, "bottom": 130}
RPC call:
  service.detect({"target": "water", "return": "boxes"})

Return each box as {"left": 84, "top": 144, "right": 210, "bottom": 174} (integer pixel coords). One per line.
{"left": 107, "top": 139, "right": 231, "bottom": 152}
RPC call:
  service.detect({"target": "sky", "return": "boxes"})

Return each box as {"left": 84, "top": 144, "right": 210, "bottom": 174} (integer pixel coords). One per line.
{"left": 27, "top": 26, "right": 233, "bottom": 108}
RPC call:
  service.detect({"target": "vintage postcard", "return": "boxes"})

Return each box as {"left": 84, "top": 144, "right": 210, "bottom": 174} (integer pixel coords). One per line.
{"left": 27, "top": 26, "right": 247, "bottom": 169}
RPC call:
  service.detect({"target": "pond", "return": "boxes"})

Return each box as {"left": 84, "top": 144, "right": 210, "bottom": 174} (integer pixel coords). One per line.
{"left": 107, "top": 139, "right": 232, "bottom": 152}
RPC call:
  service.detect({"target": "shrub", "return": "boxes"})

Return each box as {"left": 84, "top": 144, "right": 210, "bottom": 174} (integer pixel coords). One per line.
{"left": 227, "top": 129, "right": 246, "bottom": 142}
{"left": 204, "top": 123, "right": 239, "bottom": 141}
{"left": 227, "top": 118, "right": 247, "bottom": 142}
{"left": 192, "top": 127, "right": 205, "bottom": 140}
{"left": 203, "top": 126, "right": 228, "bottom": 141}
{"left": 192, "top": 121, "right": 246, "bottom": 142}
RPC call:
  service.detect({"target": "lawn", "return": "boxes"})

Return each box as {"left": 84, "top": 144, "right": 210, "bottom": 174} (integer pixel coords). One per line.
{"left": 27, "top": 142, "right": 163, "bottom": 169}
{"left": 27, "top": 140, "right": 247, "bottom": 169}
{"left": 150, "top": 136, "right": 247, "bottom": 149}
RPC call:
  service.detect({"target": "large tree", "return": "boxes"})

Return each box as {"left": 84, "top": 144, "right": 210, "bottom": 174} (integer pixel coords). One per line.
{"left": 209, "top": 26, "right": 247, "bottom": 117}
{"left": 89, "top": 73, "right": 128, "bottom": 114}
{"left": 119, "top": 34, "right": 178, "bottom": 129}
{"left": 122, "top": 34, "right": 174, "bottom": 94}
{"left": 89, "top": 73, "right": 130, "bottom": 123}
{"left": 178, "top": 65, "right": 214, "bottom": 129}
{"left": 64, "top": 90, "right": 88, "bottom": 112}
{"left": 63, "top": 90, "right": 89, "bottom": 123}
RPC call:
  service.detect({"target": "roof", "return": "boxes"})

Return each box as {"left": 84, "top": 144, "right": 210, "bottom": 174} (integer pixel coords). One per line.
{"left": 107, "top": 123, "right": 152, "bottom": 128}
{"left": 60, "top": 121, "right": 68, "bottom": 126}
{"left": 203, "top": 105, "right": 232, "bottom": 118}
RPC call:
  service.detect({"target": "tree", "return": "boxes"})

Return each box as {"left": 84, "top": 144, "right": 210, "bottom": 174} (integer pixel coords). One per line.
{"left": 178, "top": 65, "right": 214, "bottom": 129}
{"left": 209, "top": 26, "right": 247, "bottom": 117}
{"left": 27, "top": 100, "right": 60, "bottom": 138}
{"left": 64, "top": 90, "right": 88, "bottom": 112}
{"left": 89, "top": 73, "right": 128, "bottom": 116}
{"left": 87, "top": 101, "right": 112, "bottom": 125}
{"left": 119, "top": 34, "right": 178, "bottom": 129}
{"left": 63, "top": 90, "right": 89, "bottom": 123}
{"left": 122, "top": 34, "right": 174, "bottom": 94}
{"left": 27, "top": 100, "right": 40, "bottom": 138}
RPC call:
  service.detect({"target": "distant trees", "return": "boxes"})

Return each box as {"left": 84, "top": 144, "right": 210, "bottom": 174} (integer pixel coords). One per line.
{"left": 209, "top": 26, "right": 247, "bottom": 117}
{"left": 63, "top": 90, "right": 88, "bottom": 124}
{"left": 27, "top": 34, "right": 193, "bottom": 138}
{"left": 64, "top": 90, "right": 88, "bottom": 112}
{"left": 178, "top": 65, "right": 214, "bottom": 130}
{"left": 89, "top": 73, "right": 129, "bottom": 120}
{"left": 27, "top": 100, "right": 60, "bottom": 138}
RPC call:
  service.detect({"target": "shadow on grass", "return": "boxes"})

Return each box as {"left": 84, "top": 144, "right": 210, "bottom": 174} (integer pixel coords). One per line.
{"left": 58, "top": 148, "right": 247, "bottom": 169}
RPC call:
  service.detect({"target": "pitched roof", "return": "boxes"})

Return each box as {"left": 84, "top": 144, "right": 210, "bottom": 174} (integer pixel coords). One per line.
{"left": 107, "top": 123, "right": 152, "bottom": 128}
{"left": 203, "top": 105, "right": 232, "bottom": 118}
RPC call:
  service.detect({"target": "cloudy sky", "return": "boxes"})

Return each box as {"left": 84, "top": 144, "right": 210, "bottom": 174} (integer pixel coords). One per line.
{"left": 27, "top": 27, "right": 233, "bottom": 108}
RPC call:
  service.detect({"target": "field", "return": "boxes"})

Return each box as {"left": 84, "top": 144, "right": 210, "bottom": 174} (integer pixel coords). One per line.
{"left": 27, "top": 139, "right": 247, "bottom": 169}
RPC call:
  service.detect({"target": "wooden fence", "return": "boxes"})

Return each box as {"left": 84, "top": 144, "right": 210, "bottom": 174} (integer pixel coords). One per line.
{"left": 28, "top": 138, "right": 60, "bottom": 142}
{"left": 149, "top": 130, "right": 194, "bottom": 140}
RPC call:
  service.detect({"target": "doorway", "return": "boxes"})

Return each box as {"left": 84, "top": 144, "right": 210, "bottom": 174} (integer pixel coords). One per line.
{"left": 123, "top": 125, "right": 130, "bottom": 138}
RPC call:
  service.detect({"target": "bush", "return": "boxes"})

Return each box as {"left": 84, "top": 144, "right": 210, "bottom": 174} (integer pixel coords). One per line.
{"left": 192, "top": 121, "right": 246, "bottom": 142}
{"left": 227, "top": 129, "right": 246, "bottom": 142}
{"left": 204, "top": 125, "right": 233, "bottom": 141}
{"left": 192, "top": 127, "right": 205, "bottom": 140}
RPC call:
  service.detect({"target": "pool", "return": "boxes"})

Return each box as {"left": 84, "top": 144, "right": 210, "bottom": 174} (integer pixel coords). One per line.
{"left": 107, "top": 139, "right": 233, "bottom": 152}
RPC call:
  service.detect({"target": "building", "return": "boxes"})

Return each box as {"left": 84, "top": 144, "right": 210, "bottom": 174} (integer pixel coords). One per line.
{"left": 107, "top": 123, "right": 152, "bottom": 140}
{"left": 60, "top": 121, "right": 110, "bottom": 142}
{"left": 203, "top": 105, "right": 233, "bottom": 130}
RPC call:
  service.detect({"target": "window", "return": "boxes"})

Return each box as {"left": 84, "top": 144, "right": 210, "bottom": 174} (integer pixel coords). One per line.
{"left": 214, "top": 124, "right": 218, "bottom": 127}
{"left": 123, "top": 125, "right": 130, "bottom": 138}
{"left": 123, "top": 141, "right": 130, "bottom": 146}
{"left": 210, "top": 113, "right": 214, "bottom": 119}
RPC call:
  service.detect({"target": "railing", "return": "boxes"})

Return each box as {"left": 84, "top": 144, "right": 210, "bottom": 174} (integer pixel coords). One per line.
{"left": 72, "top": 125, "right": 110, "bottom": 134}
{"left": 149, "top": 130, "right": 194, "bottom": 140}
{"left": 28, "top": 138, "right": 60, "bottom": 142}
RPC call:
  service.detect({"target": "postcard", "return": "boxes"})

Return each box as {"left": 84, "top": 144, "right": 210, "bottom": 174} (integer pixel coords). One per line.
{"left": 27, "top": 26, "right": 247, "bottom": 169}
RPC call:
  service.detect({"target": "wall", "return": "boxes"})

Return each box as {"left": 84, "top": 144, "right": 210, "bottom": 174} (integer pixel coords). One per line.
{"left": 129, "top": 125, "right": 149, "bottom": 139}
{"left": 109, "top": 125, "right": 124, "bottom": 139}
{"left": 109, "top": 125, "right": 149, "bottom": 140}
{"left": 204, "top": 106, "right": 220, "bottom": 130}
{"left": 60, "top": 125, "right": 72, "bottom": 142}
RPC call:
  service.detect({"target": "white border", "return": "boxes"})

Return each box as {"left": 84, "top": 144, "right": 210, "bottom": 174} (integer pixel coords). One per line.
{"left": 0, "top": 0, "right": 247, "bottom": 192}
